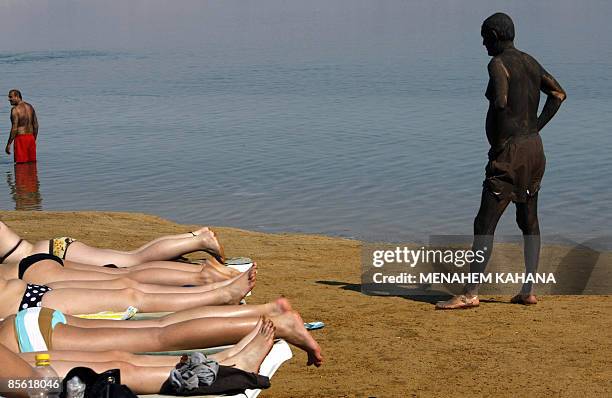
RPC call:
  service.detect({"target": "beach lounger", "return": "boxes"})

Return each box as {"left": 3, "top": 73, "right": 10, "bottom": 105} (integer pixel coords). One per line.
{"left": 138, "top": 339, "right": 292, "bottom": 398}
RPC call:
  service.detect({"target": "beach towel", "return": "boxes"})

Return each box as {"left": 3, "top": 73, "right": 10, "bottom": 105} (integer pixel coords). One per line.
{"left": 75, "top": 306, "right": 138, "bottom": 320}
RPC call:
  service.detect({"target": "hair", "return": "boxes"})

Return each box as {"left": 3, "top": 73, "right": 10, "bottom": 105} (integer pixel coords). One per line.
{"left": 9, "top": 89, "right": 22, "bottom": 99}
{"left": 482, "top": 12, "right": 515, "bottom": 42}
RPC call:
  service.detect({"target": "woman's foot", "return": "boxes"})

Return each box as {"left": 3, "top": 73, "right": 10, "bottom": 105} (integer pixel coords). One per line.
{"left": 271, "top": 311, "right": 323, "bottom": 367}
{"left": 199, "top": 263, "right": 234, "bottom": 284}
{"left": 510, "top": 294, "right": 537, "bottom": 305}
{"left": 213, "top": 317, "right": 264, "bottom": 361}
{"left": 191, "top": 228, "right": 225, "bottom": 263}
{"left": 220, "top": 318, "right": 275, "bottom": 373}
{"left": 220, "top": 265, "right": 257, "bottom": 304}
{"left": 267, "top": 297, "right": 293, "bottom": 316}
{"left": 205, "top": 257, "right": 241, "bottom": 278}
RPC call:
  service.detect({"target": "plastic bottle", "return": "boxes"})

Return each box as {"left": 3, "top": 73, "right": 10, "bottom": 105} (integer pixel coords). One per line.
{"left": 28, "top": 354, "right": 61, "bottom": 398}
{"left": 66, "top": 376, "right": 86, "bottom": 398}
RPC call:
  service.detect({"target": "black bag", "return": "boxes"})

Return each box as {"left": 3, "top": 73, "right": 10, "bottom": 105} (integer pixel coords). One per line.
{"left": 159, "top": 365, "right": 270, "bottom": 396}
{"left": 61, "top": 367, "right": 138, "bottom": 398}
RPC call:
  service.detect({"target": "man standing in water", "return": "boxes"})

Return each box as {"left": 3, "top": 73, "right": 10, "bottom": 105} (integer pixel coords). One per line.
{"left": 436, "top": 13, "right": 566, "bottom": 309}
{"left": 5, "top": 89, "right": 38, "bottom": 163}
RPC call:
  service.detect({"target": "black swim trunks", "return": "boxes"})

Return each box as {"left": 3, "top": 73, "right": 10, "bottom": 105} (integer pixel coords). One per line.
{"left": 483, "top": 133, "right": 546, "bottom": 203}
{"left": 18, "top": 283, "right": 52, "bottom": 311}
{"left": 18, "top": 253, "right": 64, "bottom": 280}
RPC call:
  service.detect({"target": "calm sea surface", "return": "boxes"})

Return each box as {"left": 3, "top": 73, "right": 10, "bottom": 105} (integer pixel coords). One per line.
{"left": 0, "top": 1, "right": 611, "bottom": 242}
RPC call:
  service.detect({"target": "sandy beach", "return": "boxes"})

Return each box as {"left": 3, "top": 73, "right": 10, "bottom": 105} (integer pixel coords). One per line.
{"left": 1, "top": 210, "right": 611, "bottom": 397}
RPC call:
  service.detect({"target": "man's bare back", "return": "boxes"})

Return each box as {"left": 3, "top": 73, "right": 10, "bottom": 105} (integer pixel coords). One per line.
{"left": 5, "top": 90, "right": 39, "bottom": 162}
{"left": 11, "top": 102, "right": 38, "bottom": 137}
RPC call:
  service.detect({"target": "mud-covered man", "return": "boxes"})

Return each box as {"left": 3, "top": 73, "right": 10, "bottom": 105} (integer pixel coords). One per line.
{"left": 5, "top": 89, "right": 39, "bottom": 163}
{"left": 436, "top": 13, "right": 566, "bottom": 309}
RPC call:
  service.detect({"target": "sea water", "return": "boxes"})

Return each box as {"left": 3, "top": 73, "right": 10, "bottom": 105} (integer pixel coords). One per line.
{"left": 0, "top": 0, "right": 610, "bottom": 243}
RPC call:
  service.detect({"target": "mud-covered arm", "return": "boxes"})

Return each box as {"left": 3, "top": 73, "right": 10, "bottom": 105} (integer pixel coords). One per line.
{"left": 488, "top": 58, "right": 509, "bottom": 110}
{"left": 537, "top": 68, "right": 566, "bottom": 132}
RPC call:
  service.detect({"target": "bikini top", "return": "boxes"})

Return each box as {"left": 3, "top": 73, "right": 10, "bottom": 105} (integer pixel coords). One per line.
{"left": 0, "top": 239, "right": 23, "bottom": 263}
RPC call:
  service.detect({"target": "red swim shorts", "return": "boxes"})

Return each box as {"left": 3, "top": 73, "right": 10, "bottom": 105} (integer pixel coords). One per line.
{"left": 14, "top": 134, "right": 37, "bottom": 163}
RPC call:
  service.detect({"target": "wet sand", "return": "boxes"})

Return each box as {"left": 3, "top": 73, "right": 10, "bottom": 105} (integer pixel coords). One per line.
{"left": 2, "top": 211, "right": 611, "bottom": 397}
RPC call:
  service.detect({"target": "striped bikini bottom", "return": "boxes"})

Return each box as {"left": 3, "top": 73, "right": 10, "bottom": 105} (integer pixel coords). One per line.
{"left": 14, "top": 307, "right": 67, "bottom": 352}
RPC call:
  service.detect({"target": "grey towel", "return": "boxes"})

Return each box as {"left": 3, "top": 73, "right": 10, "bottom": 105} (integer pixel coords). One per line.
{"left": 170, "top": 352, "right": 219, "bottom": 392}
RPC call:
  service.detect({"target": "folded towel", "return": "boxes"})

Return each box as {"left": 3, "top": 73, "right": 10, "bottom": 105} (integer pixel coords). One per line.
{"left": 75, "top": 306, "right": 138, "bottom": 320}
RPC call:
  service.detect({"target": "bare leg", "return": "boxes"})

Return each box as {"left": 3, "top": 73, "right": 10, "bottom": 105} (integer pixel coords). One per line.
{"left": 65, "top": 297, "right": 291, "bottom": 329}
{"left": 63, "top": 228, "right": 224, "bottom": 267}
{"left": 51, "top": 360, "right": 172, "bottom": 394}
{"left": 64, "top": 259, "right": 201, "bottom": 273}
{"left": 21, "top": 319, "right": 264, "bottom": 366}
{"left": 66, "top": 259, "right": 236, "bottom": 281}
{"left": 41, "top": 267, "right": 256, "bottom": 313}
{"left": 128, "top": 228, "right": 209, "bottom": 250}
{"left": 211, "top": 317, "right": 264, "bottom": 362}
{"left": 19, "top": 350, "right": 181, "bottom": 368}
{"left": 205, "top": 257, "right": 241, "bottom": 278}
{"left": 26, "top": 259, "right": 229, "bottom": 286}
{"left": 40, "top": 320, "right": 275, "bottom": 394}
{"left": 218, "top": 318, "right": 275, "bottom": 373}
{"left": 53, "top": 317, "right": 261, "bottom": 352}
{"left": 64, "top": 255, "right": 236, "bottom": 280}
{"left": 52, "top": 310, "right": 321, "bottom": 366}
{"left": 47, "top": 273, "right": 244, "bottom": 294}
{"left": 512, "top": 193, "right": 540, "bottom": 304}
{"left": 436, "top": 188, "right": 511, "bottom": 309}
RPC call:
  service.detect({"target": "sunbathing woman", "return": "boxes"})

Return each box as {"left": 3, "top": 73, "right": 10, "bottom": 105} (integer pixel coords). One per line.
{"left": 0, "top": 266, "right": 256, "bottom": 319}
{"left": 0, "top": 300, "right": 324, "bottom": 367}
{"left": 1, "top": 319, "right": 276, "bottom": 395}
{"left": 1, "top": 221, "right": 240, "bottom": 285}
{"left": 0, "top": 221, "right": 226, "bottom": 268}
{"left": 1, "top": 253, "right": 242, "bottom": 288}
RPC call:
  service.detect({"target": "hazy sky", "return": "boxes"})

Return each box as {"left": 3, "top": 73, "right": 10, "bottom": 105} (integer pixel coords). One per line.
{"left": 1, "top": 0, "right": 610, "bottom": 64}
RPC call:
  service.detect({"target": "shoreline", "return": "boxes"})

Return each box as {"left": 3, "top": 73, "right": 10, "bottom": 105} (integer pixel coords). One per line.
{"left": 1, "top": 210, "right": 611, "bottom": 397}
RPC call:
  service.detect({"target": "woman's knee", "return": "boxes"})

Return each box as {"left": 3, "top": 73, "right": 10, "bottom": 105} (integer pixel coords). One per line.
{"left": 148, "top": 327, "right": 167, "bottom": 350}
{"left": 95, "top": 350, "right": 134, "bottom": 362}
{"left": 100, "top": 361, "right": 138, "bottom": 376}
{"left": 120, "top": 287, "right": 145, "bottom": 306}
{"left": 116, "top": 277, "right": 139, "bottom": 288}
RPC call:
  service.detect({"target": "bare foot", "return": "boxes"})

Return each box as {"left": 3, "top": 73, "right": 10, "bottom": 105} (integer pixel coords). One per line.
{"left": 214, "top": 317, "right": 264, "bottom": 360}
{"left": 220, "top": 318, "right": 275, "bottom": 373}
{"left": 206, "top": 257, "right": 241, "bottom": 278}
{"left": 435, "top": 294, "right": 480, "bottom": 310}
{"left": 272, "top": 311, "right": 323, "bottom": 367}
{"left": 192, "top": 228, "right": 225, "bottom": 263}
{"left": 221, "top": 265, "right": 257, "bottom": 304}
{"left": 199, "top": 264, "right": 233, "bottom": 284}
{"left": 510, "top": 294, "right": 537, "bottom": 305}
{"left": 267, "top": 297, "right": 293, "bottom": 316}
